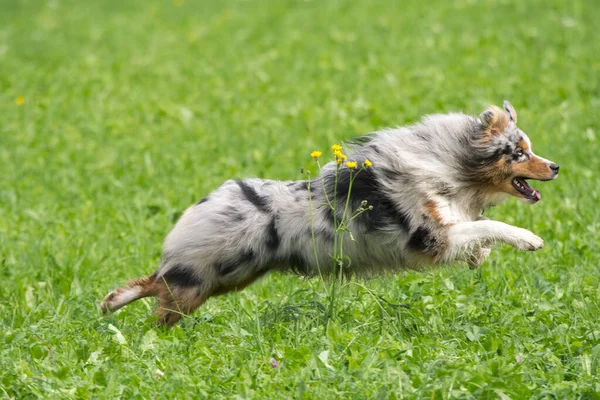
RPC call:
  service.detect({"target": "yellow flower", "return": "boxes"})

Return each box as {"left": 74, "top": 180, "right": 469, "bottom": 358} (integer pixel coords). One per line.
{"left": 333, "top": 150, "right": 347, "bottom": 160}
{"left": 363, "top": 159, "right": 372, "bottom": 167}
{"left": 346, "top": 161, "right": 357, "bottom": 169}
{"left": 16, "top": 96, "right": 25, "bottom": 106}
{"left": 332, "top": 144, "right": 342, "bottom": 152}
{"left": 310, "top": 150, "right": 322, "bottom": 159}
{"left": 336, "top": 158, "right": 343, "bottom": 164}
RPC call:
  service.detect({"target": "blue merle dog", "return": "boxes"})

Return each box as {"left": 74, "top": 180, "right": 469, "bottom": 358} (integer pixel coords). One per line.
{"left": 102, "top": 101, "right": 559, "bottom": 327}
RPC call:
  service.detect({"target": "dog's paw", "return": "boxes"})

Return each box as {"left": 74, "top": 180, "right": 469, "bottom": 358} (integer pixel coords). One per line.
{"left": 511, "top": 229, "right": 544, "bottom": 251}
{"left": 101, "top": 291, "right": 118, "bottom": 314}
{"left": 467, "top": 247, "right": 492, "bottom": 269}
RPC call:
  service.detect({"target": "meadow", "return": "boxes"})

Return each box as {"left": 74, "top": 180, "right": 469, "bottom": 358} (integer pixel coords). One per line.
{"left": 1, "top": 0, "right": 599, "bottom": 398}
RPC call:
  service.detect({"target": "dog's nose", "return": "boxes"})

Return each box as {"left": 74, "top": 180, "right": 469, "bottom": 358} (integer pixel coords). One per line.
{"left": 550, "top": 163, "right": 560, "bottom": 174}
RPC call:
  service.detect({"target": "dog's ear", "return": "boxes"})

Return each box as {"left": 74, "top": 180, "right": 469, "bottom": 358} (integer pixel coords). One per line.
{"left": 503, "top": 100, "right": 517, "bottom": 124}
{"left": 480, "top": 105, "right": 510, "bottom": 136}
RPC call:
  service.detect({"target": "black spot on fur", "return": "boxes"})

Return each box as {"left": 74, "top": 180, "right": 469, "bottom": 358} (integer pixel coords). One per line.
{"left": 216, "top": 259, "right": 237, "bottom": 276}
{"left": 195, "top": 196, "right": 209, "bottom": 206}
{"left": 502, "top": 144, "right": 513, "bottom": 155}
{"left": 216, "top": 250, "right": 255, "bottom": 276}
{"left": 460, "top": 145, "right": 506, "bottom": 175}
{"left": 348, "top": 133, "right": 375, "bottom": 146}
{"left": 324, "top": 205, "right": 335, "bottom": 222}
{"left": 378, "top": 198, "right": 410, "bottom": 230}
{"left": 488, "top": 148, "right": 504, "bottom": 163}
{"left": 295, "top": 181, "right": 309, "bottom": 191}
{"left": 266, "top": 218, "right": 280, "bottom": 251}
{"left": 325, "top": 167, "right": 410, "bottom": 231}
{"left": 379, "top": 167, "right": 402, "bottom": 183}
{"left": 406, "top": 227, "right": 436, "bottom": 252}
{"left": 288, "top": 252, "right": 309, "bottom": 275}
{"left": 272, "top": 252, "right": 309, "bottom": 275}
{"left": 237, "top": 180, "right": 270, "bottom": 212}
{"left": 162, "top": 264, "right": 202, "bottom": 287}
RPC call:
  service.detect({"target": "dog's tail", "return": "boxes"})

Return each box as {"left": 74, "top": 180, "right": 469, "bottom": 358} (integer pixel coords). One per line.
{"left": 101, "top": 273, "right": 159, "bottom": 314}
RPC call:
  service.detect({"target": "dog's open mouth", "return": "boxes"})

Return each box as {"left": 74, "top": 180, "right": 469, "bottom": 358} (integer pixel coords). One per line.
{"left": 512, "top": 178, "right": 541, "bottom": 202}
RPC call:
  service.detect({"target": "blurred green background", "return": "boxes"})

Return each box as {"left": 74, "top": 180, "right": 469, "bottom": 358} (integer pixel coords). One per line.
{"left": 1, "top": 0, "right": 599, "bottom": 398}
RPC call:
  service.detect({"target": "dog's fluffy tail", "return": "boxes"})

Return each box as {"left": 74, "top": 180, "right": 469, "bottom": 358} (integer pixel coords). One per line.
{"left": 101, "top": 274, "right": 159, "bottom": 314}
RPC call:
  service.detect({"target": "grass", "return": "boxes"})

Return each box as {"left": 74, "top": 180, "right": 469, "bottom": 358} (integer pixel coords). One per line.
{"left": 1, "top": 0, "right": 599, "bottom": 398}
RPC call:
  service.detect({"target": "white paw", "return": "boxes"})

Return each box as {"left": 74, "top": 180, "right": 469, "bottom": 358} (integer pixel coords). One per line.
{"left": 511, "top": 229, "right": 544, "bottom": 251}
{"left": 101, "top": 290, "right": 124, "bottom": 314}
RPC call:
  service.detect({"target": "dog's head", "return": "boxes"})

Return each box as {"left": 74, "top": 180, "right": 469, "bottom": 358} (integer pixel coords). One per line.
{"left": 474, "top": 101, "right": 559, "bottom": 204}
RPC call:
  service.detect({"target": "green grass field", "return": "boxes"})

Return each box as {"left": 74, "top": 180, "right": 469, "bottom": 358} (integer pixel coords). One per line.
{"left": 1, "top": 0, "right": 600, "bottom": 398}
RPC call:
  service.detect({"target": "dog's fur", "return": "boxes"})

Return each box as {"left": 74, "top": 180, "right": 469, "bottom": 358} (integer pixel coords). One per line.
{"left": 101, "top": 101, "right": 559, "bottom": 327}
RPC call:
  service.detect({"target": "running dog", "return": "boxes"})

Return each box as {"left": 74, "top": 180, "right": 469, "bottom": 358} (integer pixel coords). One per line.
{"left": 101, "top": 101, "right": 559, "bottom": 326}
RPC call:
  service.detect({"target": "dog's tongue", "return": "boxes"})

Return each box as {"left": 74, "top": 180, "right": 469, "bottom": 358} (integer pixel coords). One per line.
{"left": 514, "top": 178, "right": 541, "bottom": 202}
{"left": 523, "top": 179, "right": 541, "bottom": 201}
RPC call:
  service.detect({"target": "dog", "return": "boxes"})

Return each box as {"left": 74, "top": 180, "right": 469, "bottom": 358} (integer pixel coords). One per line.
{"left": 101, "top": 101, "right": 559, "bottom": 327}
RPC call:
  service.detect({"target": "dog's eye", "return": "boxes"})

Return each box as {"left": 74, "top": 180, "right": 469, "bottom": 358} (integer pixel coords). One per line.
{"left": 515, "top": 148, "right": 524, "bottom": 157}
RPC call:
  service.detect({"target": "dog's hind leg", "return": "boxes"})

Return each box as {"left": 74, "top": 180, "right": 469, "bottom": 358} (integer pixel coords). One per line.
{"left": 154, "top": 284, "right": 208, "bottom": 328}
{"left": 154, "top": 269, "right": 269, "bottom": 327}
{"left": 154, "top": 265, "right": 272, "bottom": 327}
{"left": 101, "top": 274, "right": 159, "bottom": 314}
{"left": 151, "top": 263, "right": 217, "bottom": 327}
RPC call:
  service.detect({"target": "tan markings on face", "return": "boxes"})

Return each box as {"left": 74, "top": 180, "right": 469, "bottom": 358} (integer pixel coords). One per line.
{"left": 512, "top": 155, "right": 554, "bottom": 180}
{"left": 477, "top": 157, "right": 511, "bottom": 186}
{"left": 518, "top": 138, "right": 530, "bottom": 152}
{"left": 474, "top": 158, "right": 522, "bottom": 198}
{"left": 424, "top": 200, "right": 443, "bottom": 224}
{"left": 497, "top": 179, "right": 522, "bottom": 198}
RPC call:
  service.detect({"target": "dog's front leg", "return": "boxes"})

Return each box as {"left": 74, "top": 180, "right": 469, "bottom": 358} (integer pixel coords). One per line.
{"left": 444, "top": 220, "right": 543, "bottom": 264}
